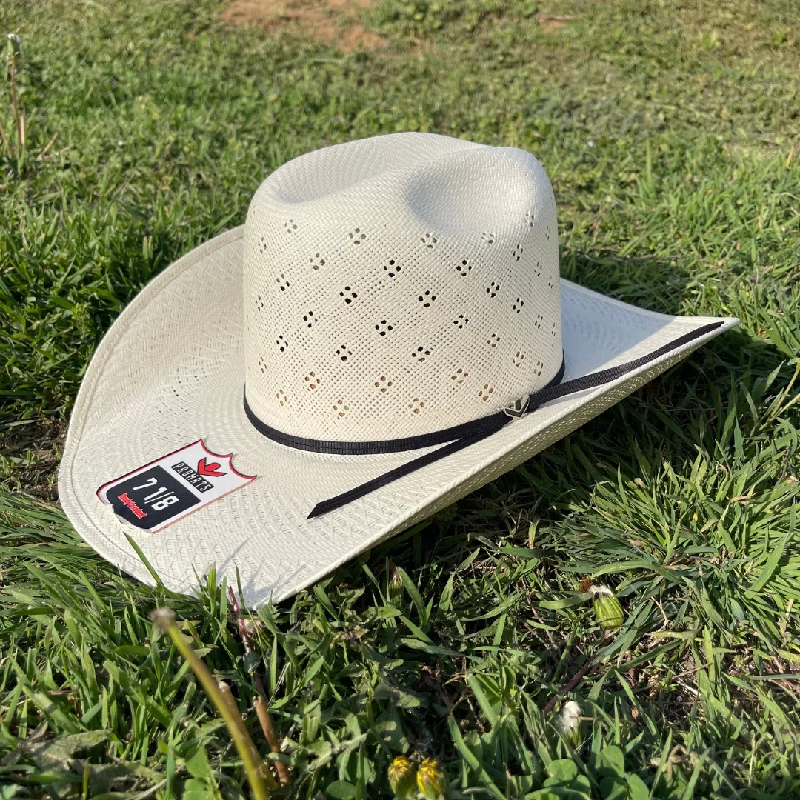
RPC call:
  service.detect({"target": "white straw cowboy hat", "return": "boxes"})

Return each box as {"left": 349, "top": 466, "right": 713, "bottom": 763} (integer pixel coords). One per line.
{"left": 59, "top": 133, "right": 737, "bottom": 606}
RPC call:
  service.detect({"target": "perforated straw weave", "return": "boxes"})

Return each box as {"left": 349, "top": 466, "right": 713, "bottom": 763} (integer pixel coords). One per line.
{"left": 244, "top": 134, "right": 561, "bottom": 440}
{"left": 59, "top": 133, "right": 738, "bottom": 606}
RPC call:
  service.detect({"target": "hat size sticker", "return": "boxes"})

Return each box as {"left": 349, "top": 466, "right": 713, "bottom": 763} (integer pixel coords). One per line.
{"left": 96, "top": 440, "right": 255, "bottom": 533}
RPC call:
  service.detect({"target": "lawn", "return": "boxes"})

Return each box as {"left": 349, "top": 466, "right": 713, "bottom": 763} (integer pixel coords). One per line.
{"left": 1, "top": 0, "right": 799, "bottom": 797}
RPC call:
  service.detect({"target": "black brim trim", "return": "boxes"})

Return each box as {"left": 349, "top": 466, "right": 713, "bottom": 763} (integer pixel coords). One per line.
{"left": 307, "top": 416, "right": 510, "bottom": 519}
{"left": 244, "top": 357, "right": 566, "bottom": 456}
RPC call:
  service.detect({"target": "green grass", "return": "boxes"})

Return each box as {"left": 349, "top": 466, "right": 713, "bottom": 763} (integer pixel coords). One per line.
{"left": 1, "top": 0, "right": 799, "bottom": 797}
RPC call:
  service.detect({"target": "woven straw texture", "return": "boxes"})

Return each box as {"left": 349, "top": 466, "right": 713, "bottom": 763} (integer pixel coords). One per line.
{"left": 244, "top": 134, "right": 561, "bottom": 439}
{"left": 58, "top": 134, "right": 736, "bottom": 605}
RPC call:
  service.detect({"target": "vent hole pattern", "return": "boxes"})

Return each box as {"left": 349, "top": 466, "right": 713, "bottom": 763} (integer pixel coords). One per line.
{"left": 486, "top": 281, "right": 501, "bottom": 298}
{"left": 412, "top": 346, "right": 432, "bottom": 362}
{"left": 276, "top": 273, "right": 290, "bottom": 291}
{"left": 409, "top": 398, "right": 426, "bottom": 414}
{"left": 421, "top": 232, "right": 438, "bottom": 248}
{"left": 453, "top": 314, "right": 469, "bottom": 329}
{"left": 335, "top": 345, "right": 353, "bottom": 362}
{"left": 481, "top": 232, "right": 495, "bottom": 244}
{"left": 383, "top": 259, "right": 402, "bottom": 278}
{"left": 349, "top": 227, "right": 366, "bottom": 244}
{"left": 455, "top": 259, "right": 472, "bottom": 276}
{"left": 276, "top": 389, "right": 288, "bottom": 406}
{"left": 418, "top": 290, "right": 437, "bottom": 307}
{"left": 376, "top": 320, "right": 394, "bottom": 336}
{"left": 258, "top": 355, "right": 267, "bottom": 373}
{"left": 284, "top": 219, "right": 298, "bottom": 234}
{"left": 339, "top": 286, "right": 358, "bottom": 304}
{"left": 303, "top": 311, "right": 315, "bottom": 328}
{"left": 333, "top": 399, "right": 349, "bottom": 417}
{"left": 451, "top": 367, "right": 469, "bottom": 384}
{"left": 512, "top": 297, "right": 525, "bottom": 313}
{"left": 479, "top": 383, "right": 495, "bottom": 401}
{"left": 276, "top": 335, "right": 288, "bottom": 353}
{"left": 310, "top": 253, "right": 326, "bottom": 270}
{"left": 375, "top": 375, "right": 393, "bottom": 393}
{"left": 512, "top": 244, "right": 523, "bottom": 262}
{"left": 512, "top": 351, "right": 525, "bottom": 368}
{"left": 487, "top": 333, "right": 500, "bottom": 348}
{"left": 259, "top": 236, "right": 268, "bottom": 253}
{"left": 257, "top": 294, "right": 265, "bottom": 311}
{"left": 533, "top": 358, "right": 544, "bottom": 377}
{"left": 304, "top": 371, "right": 320, "bottom": 390}
{"left": 525, "top": 210, "right": 535, "bottom": 228}
{"left": 533, "top": 261, "right": 542, "bottom": 278}
{"left": 534, "top": 314, "right": 543, "bottom": 331}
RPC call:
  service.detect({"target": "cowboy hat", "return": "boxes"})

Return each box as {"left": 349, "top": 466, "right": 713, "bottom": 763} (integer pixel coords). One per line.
{"left": 59, "top": 133, "right": 737, "bottom": 605}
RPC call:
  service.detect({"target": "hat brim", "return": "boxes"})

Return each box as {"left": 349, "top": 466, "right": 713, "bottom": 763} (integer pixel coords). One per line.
{"left": 59, "top": 227, "right": 737, "bottom": 605}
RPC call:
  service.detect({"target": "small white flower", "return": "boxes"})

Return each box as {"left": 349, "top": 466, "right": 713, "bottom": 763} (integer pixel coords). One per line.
{"left": 559, "top": 700, "right": 582, "bottom": 731}
{"left": 558, "top": 700, "right": 583, "bottom": 748}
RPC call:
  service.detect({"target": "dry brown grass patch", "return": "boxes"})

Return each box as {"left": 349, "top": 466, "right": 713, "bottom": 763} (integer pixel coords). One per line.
{"left": 221, "top": 0, "right": 386, "bottom": 51}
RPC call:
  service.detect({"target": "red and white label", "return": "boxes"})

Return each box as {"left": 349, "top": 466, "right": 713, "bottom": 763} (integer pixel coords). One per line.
{"left": 97, "top": 440, "right": 255, "bottom": 533}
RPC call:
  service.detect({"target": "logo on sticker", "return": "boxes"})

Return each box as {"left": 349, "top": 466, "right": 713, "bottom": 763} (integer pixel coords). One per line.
{"left": 97, "top": 440, "right": 255, "bottom": 532}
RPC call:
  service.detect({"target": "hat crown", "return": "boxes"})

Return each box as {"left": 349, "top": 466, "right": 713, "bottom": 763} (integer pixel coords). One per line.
{"left": 243, "top": 133, "right": 561, "bottom": 441}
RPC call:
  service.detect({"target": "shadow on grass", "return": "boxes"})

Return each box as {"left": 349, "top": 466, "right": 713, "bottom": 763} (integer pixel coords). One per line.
{"left": 562, "top": 248, "right": 697, "bottom": 317}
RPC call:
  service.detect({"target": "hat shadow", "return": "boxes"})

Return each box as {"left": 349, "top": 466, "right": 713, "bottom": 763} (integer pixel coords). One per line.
{"left": 562, "top": 248, "right": 696, "bottom": 317}
{"left": 216, "top": 540, "right": 310, "bottom": 608}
